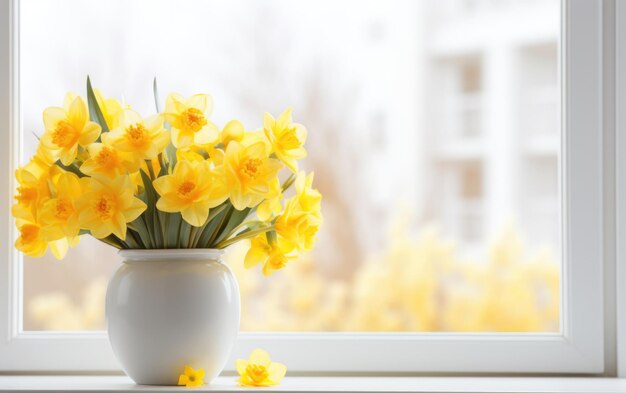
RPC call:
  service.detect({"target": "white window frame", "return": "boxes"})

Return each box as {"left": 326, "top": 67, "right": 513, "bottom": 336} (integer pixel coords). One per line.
{"left": 0, "top": 0, "right": 609, "bottom": 374}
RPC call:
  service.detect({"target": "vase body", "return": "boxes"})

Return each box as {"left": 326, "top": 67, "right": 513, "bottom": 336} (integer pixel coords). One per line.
{"left": 105, "top": 249, "right": 240, "bottom": 385}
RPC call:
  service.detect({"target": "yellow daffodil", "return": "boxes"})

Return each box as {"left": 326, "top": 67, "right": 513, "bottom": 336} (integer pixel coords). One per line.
{"left": 153, "top": 160, "right": 228, "bottom": 226}
{"left": 242, "top": 129, "right": 272, "bottom": 150}
{"left": 40, "top": 93, "right": 101, "bottom": 166}
{"left": 12, "top": 157, "right": 62, "bottom": 222}
{"left": 294, "top": 171, "right": 322, "bottom": 215}
{"left": 15, "top": 222, "right": 48, "bottom": 257}
{"left": 275, "top": 198, "right": 321, "bottom": 253}
{"left": 13, "top": 169, "right": 47, "bottom": 222}
{"left": 256, "top": 177, "right": 283, "bottom": 222}
{"left": 236, "top": 348, "right": 286, "bottom": 387}
{"left": 78, "top": 175, "right": 146, "bottom": 239}
{"left": 80, "top": 143, "right": 140, "bottom": 179}
{"left": 15, "top": 221, "right": 71, "bottom": 259}
{"left": 15, "top": 82, "right": 322, "bottom": 270}
{"left": 263, "top": 108, "right": 307, "bottom": 172}
{"left": 177, "top": 365, "right": 205, "bottom": 387}
{"left": 274, "top": 171, "right": 322, "bottom": 252}
{"left": 165, "top": 93, "right": 218, "bottom": 149}
{"left": 13, "top": 182, "right": 41, "bottom": 223}
{"left": 39, "top": 172, "right": 83, "bottom": 240}
{"left": 220, "top": 120, "right": 245, "bottom": 147}
{"left": 48, "top": 236, "right": 75, "bottom": 260}
{"left": 34, "top": 142, "right": 58, "bottom": 167}
{"left": 94, "top": 88, "right": 125, "bottom": 129}
{"left": 224, "top": 141, "right": 283, "bottom": 210}
{"left": 245, "top": 234, "right": 297, "bottom": 276}
{"left": 103, "top": 109, "right": 169, "bottom": 160}
{"left": 176, "top": 148, "right": 206, "bottom": 163}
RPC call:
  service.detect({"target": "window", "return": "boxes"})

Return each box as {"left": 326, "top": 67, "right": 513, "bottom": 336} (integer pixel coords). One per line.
{"left": 0, "top": 0, "right": 606, "bottom": 373}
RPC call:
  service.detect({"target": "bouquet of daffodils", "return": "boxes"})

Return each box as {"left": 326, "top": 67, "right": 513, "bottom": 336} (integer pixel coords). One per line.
{"left": 13, "top": 77, "right": 322, "bottom": 276}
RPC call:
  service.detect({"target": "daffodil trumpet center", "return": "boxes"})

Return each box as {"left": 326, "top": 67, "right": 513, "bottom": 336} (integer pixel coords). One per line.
{"left": 54, "top": 198, "right": 73, "bottom": 220}
{"left": 278, "top": 127, "right": 302, "bottom": 150}
{"left": 52, "top": 120, "right": 80, "bottom": 148}
{"left": 182, "top": 108, "right": 207, "bottom": 132}
{"left": 19, "top": 224, "right": 40, "bottom": 243}
{"left": 246, "top": 364, "right": 270, "bottom": 383}
{"left": 94, "top": 195, "right": 115, "bottom": 220}
{"left": 94, "top": 146, "right": 118, "bottom": 167}
{"left": 177, "top": 180, "right": 197, "bottom": 198}
{"left": 126, "top": 123, "right": 150, "bottom": 147}
{"left": 241, "top": 158, "right": 262, "bottom": 180}
{"left": 15, "top": 186, "right": 37, "bottom": 204}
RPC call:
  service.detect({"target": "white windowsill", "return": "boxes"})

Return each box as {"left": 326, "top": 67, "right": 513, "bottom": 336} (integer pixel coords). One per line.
{"left": 1, "top": 376, "right": 626, "bottom": 393}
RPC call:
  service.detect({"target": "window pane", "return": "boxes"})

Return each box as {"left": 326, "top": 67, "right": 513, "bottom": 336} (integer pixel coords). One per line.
{"left": 19, "top": 0, "right": 560, "bottom": 332}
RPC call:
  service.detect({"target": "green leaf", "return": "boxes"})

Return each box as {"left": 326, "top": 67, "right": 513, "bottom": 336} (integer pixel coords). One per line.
{"left": 153, "top": 77, "right": 162, "bottom": 113}
{"left": 138, "top": 169, "right": 160, "bottom": 248}
{"left": 266, "top": 230, "right": 278, "bottom": 244}
{"left": 281, "top": 173, "right": 296, "bottom": 192}
{"left": 190, "top": 203, "right": 229, "bottom": 248}
{"left": 97, "top": 235, "right": 124, "bottom": 249}
{"left": 128, "top": 218, "right": 152, "bottom": 249}
{"left": 154, "top": 78, "right": 178, "bottom": 170}
{"left": 54, "top": 160, "right": 86, "bottom": 177}
{"left": 214, "top": 225, "right": 273, "bottom": 249}
{"left": 157, "top": 156, "right": 168, "bottom": 177}
{"left": 178, "top": 220, "right": 192, "bottom": 248}
{"left": 214, "top": 207, "right": 251, "bottom": 245}
{"left": 206, "top": 205, "right": 233, "bottom": 247}
{"left": 86, "top": 76, "right": 110, "bottom": 133}
{"left": 157, "top": 209, "right": 168, "bottom": 247}
{"left": 197, "top": 205, "right": 230, "bottom": 248}
{"left": 124, "top": 229, "right": 144, "bottom": 248}
{"left": 166, "top": 213, "right": 182, "bottom": 248}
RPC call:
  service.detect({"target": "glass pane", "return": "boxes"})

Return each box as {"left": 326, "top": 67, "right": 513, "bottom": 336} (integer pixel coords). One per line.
{"left": 19, "top": 0, "right": 560, "bottom": 332}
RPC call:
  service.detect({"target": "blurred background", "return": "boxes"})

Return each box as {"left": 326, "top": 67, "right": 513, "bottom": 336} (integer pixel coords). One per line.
{"left": 19, "top": 0, "right": 560, "bottom": 332}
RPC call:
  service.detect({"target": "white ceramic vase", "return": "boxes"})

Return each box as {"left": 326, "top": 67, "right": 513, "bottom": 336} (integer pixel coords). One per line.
{"left": 105, "top": 249, "right": 240, "bottom": 386}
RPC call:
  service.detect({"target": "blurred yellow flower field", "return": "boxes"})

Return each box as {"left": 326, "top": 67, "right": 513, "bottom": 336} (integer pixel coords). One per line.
{"left": 27, "top": 224, "right": 559, "bottom": 333}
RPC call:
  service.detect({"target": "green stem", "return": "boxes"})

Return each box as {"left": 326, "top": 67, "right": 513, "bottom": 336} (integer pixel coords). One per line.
{"left": 207, "top": 205, "right": 233, "bottom": 246}
{"left": 157, "top": 211, "right": 166, "bottom": 248}
{"left": 176, "top": 216, "right": 183, "bottom": 248}
{"left": 128, "top": 220, "right": 152, "bottom": 248}
{"left": 219, "top": 220, "right": 264, "bottom": 244}
{"left": 214, "top": 225, "right": 274, "bottom": 249}
{"left": 281, "top": 173, "right": 296, "bottom": 192}
{"left": 126, "top": 229, "right": 144, "bottom": 249}
{"left": 114, "top": 236, "right": 132, "bottom": 249}
{"left": 146, "top": 159, "right": 156, "bottom": 180}
{"left": 157, "top": 153, "right": 167, "bottom": 175}
{"left": 96, "top": 235, "right": 124, "bottom": 249}
{"left": 54, "top": 160, "right": 85, "bottom": 178}
{"left": 162, "top": 212, "right": 170, "bottom": 248}
{"left": 191, "top": 203, "right": 230, "bottom": 248}
{"left": 188, "top": 226, "right": 199, "bottom": 248}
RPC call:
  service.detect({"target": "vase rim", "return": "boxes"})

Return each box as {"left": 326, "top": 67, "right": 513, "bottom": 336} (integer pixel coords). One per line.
{"left": 118, "top": 248, "right": 225, "bottom": 262}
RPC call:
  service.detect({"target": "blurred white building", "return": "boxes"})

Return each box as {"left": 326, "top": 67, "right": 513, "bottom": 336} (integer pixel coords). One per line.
{"left": 420, "top": 0, "right": 560, "bottom": 254}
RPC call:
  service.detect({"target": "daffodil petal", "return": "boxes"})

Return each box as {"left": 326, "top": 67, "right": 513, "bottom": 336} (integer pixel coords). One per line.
{"left": 268, "top": 362, "right": 287, "bottom": 382}
{"left": 235, "top": 359, "right": 248, "bottom": 375}
{"left": 42, "top": 107, "right": 66, "bottom": 131}
{"left": 186, "top": 94, "right": 207, "bottom": 112}
{"left": 68, "top": 96, "right": 87, "bottom": 127}
{"left": 248, "top": 348, "right": 271, "bottom": 367}
{"left": 79, "top": 122, "right": 102, "bottom": 146}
